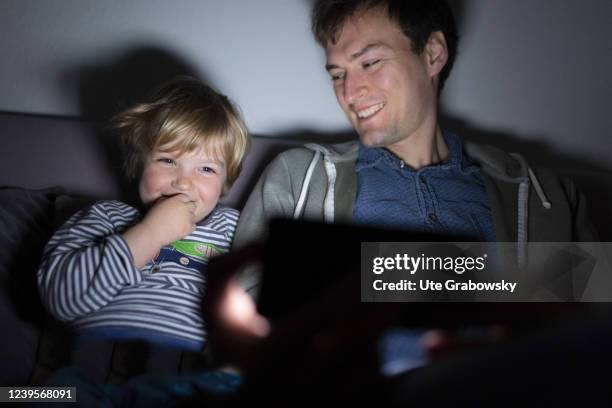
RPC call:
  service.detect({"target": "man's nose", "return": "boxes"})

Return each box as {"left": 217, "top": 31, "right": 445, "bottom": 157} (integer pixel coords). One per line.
{"left": 343, "top": 71, "right": 367, "bottom": 105}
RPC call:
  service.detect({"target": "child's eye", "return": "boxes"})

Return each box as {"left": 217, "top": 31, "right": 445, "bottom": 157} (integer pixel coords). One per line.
{"left": 199, "top": 166, "right": 216, "bottom": 174}
{"left": 157, "top": 158, "right": 175, "bottom": 165}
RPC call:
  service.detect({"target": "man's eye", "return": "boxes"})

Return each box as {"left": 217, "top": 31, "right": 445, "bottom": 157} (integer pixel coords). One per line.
{"left": 330, "top": 72, "right": 345, "bottom": 82}
{"left": 363, "top": 59, "right": 381, "bottom": 69}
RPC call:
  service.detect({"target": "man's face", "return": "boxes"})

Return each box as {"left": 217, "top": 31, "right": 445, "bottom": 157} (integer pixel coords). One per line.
{"left": 325, "top": 8, "right": 438, "bottom": 148}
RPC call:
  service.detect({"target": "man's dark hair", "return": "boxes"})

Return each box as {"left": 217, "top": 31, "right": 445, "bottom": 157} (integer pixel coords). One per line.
{"left": 312, "top": 0, "right": 459, "bottom": 93}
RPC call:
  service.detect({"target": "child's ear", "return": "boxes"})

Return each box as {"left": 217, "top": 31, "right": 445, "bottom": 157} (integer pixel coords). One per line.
{"left": 425, "top": 31, "right": 449, "bottom": 79}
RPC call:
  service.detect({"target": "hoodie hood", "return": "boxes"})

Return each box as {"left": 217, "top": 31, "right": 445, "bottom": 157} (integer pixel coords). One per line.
{"left": 464, "top": 141, "right": 551, "bottom": 209}
{"left": 303, "top": 141, "right": 359, "bottom": 162}
{"left": 464, "top": 141, "right": 528, "bottom": 181}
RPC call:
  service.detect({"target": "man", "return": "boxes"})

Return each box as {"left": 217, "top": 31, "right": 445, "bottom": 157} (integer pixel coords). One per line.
{"left": 233, "top": 0, "right": 597, "bottom": 295}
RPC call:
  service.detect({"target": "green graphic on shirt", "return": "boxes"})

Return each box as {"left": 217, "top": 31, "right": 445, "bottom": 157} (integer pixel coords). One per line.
{"left": 170, "top": 240, "right": 225, "bottom": 261}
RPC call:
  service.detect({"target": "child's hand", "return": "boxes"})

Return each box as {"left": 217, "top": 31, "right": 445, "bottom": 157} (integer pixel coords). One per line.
{"left": 123, "top": 193, "right": 197, "bottom": 268}
{"left": 141, "top": 193, "right": 197, "bottom": 247}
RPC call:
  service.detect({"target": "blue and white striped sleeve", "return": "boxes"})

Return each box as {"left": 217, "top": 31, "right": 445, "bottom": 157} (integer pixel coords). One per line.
{"left": 37, "top": 201, "right": 143, "bottom": 321}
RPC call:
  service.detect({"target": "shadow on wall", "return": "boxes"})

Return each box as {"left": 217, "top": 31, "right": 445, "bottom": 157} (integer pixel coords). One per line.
{"left": 68, "top": 46, "right": 203, "bottom": 121}
{"left": 61, "top": 46, "right": 207, "bottom": 204}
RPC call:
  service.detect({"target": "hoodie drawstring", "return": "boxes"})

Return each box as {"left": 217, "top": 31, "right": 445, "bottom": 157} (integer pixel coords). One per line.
{"left": 323, "top": 157, "right": 336, "bottom": 223}
{"left": 517, "top": 179, "right": 530, "bottom": 270}
{"left": 293, "top": 150, "right": 321, "bottom": 220}
{"left": 528, "top": 168, "right": 552, "bottom": 209}
{"left": 516, "top": 166, "right": 553, "bottom": 270}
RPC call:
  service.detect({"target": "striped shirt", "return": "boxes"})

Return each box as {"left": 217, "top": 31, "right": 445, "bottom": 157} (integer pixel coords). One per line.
{"left": 37, "top": 200, "right": 239, "bottom": 351}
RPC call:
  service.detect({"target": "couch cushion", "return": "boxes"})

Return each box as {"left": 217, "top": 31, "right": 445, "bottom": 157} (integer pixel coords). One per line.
{"left": 0, "top": 187, "right": 61, "bottom": 385}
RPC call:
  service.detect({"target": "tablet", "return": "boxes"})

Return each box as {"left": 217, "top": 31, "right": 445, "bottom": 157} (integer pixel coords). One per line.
{"left": 257, "top": 218, "right": 458, "bottom": 321}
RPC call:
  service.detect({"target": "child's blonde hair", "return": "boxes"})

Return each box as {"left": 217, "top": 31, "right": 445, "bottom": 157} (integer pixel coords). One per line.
{"left": 113, "top": 77, "right": 249, "bottom": 194}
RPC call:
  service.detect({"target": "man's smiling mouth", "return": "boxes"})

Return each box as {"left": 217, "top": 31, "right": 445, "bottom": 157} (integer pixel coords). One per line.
{"left": 356, "top": 102, "right": 385, "bottom": 119}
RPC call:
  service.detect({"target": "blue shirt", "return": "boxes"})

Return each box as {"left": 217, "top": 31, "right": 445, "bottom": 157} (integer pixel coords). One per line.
{"left": 352, "top": 131, "right": 496, "bottom": 375}
{"left": 353, "top": 131, "right": 496, "bottom": 242}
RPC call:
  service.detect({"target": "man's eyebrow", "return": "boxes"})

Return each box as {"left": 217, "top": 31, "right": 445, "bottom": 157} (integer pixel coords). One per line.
{"left": 325, "top": 43, "right": 389, "bottom": 71}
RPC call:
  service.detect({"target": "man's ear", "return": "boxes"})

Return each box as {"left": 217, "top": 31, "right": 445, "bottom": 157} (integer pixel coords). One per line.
{"left": 425, "top": 31, "right": 448, "bottom": 78}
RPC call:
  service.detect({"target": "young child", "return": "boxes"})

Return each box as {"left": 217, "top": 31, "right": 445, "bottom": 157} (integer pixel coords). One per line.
{"left": 37, "top": 77, "right": 249, "bottom": 352}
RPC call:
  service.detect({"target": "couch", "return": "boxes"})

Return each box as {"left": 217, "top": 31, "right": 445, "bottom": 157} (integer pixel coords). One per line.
{"left": 1, "top": 111, "right": 611, "bottom": 386}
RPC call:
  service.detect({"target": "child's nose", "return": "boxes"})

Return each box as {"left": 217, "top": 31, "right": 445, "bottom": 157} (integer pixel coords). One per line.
{"left": 172, "top": 173, "right": 193, "bottom": 191}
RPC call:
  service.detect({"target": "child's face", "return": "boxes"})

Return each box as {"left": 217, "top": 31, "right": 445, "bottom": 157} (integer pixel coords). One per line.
{"left": 138, "top": 144, "right": 226, "bottom": 223}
